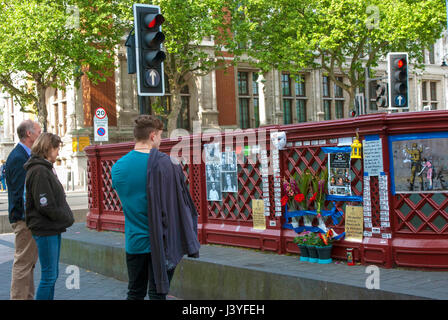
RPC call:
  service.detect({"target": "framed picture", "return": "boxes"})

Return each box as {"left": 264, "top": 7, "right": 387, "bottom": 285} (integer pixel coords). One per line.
{"left": 389, "top": 132, "right": 448, "bottom": 193}
{"left": 328, "top": 152, "right": 352, "bottom": 196}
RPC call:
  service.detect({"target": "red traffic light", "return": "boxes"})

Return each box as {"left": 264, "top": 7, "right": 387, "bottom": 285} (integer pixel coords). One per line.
{"left": 395, "top": 58, "right": 406, "bottom": 69}
{"left": 144, "top": 14, "right": 165, "bottom": 29}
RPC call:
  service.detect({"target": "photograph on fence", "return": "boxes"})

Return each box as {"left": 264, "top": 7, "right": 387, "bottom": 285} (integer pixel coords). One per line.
{"left": 389, "top": 132, "right": 448, "bottom": 193}
{"left": 204, "top": 142, "right": 221, "bottom": 164}
{"left": 328, "top": 152, "right": 352, "bottom": 196}
{"left": 220, "top": 151, "right": 238, "bottom": 193}
{"left": 205, "top": 143, "right": 222, "bottom": 201}
{"left": 221, "top": 171, "right": 238, "bottom": 192}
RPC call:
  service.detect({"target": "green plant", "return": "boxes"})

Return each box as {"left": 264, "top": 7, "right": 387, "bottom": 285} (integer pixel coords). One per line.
{"left": 293, "top": 231, "right": 311, "bottom": 245}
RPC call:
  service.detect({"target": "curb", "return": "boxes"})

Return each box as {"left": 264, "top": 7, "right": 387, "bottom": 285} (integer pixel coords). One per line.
{"left": 60, "top": 224, "right": 430, "bottom": 300}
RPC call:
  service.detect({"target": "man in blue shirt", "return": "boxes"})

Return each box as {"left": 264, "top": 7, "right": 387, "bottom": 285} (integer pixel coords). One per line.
{"left": 5, "top": 119, "right": 41, "bottom": 299}
{"left": 111, "top": 114, "right": 168, "bottom": 300}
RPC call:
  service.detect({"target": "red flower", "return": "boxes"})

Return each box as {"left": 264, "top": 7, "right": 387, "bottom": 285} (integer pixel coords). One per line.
{"left": 281, "top": 195, "right": 289, "bottom": 206}
{"left": 294, "top": 193, "right": 305, "bottom": 203}
{"left": 309, "top": 192, "right": 317, "bottom": 202}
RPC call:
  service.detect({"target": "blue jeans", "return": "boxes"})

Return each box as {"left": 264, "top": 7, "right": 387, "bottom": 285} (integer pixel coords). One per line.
{"left": 33, "top": 234, "right": 61, "bottom": 300}
{"left": 0, "top": 178, "right": 6, "bottom": 191}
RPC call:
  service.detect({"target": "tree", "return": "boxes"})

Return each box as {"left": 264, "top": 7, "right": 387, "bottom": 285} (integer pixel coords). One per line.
{"left": 0, "top": 0, "right": 130, "bottom": 131}
{"left": 236, "top": 0, "right": 446, "bottom": 112}
{"left": 121, "top": 0, "right": 243, "bottom": 134}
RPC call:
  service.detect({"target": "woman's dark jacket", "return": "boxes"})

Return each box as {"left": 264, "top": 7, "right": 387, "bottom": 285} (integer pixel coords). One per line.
{"left": 24, "top": 155, "right": 74, "bottom": 236}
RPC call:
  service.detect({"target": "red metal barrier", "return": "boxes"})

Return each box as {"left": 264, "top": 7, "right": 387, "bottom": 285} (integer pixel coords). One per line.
{"left": 85, "top": 111, "right": 448, "bottom": 269}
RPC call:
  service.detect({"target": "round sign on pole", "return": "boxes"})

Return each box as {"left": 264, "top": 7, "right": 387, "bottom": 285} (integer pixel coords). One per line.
{"left": 95, "top": 107, "right": 107, "bottom": 119}
{"left": 97, "top": 127, "right": 106, "bottom": 136}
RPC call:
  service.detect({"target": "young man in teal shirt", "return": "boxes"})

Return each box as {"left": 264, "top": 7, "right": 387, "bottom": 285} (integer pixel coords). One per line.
{"left": 111, "top": 114, "right": 169, "bottom": 300}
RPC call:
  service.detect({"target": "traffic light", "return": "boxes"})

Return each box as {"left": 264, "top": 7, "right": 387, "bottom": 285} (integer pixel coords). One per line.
{"left": 388, "top": 52, "right": 408, "bottom": 108}
{"left": 133, "top": 4, "right": 166, "bottom": 96}
{"left": 349, "top": 109, "right": 357, "bottom": 117}
{"left": 375, "top": 82, "right": 388, "bottom": 108}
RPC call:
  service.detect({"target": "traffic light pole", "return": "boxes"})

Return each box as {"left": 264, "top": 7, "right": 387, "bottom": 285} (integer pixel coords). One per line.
{"left": 138, "top": 95, "right": 152, "bottom": 115}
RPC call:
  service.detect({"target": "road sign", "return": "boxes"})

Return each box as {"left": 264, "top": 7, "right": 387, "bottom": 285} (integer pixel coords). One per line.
{"left": 144, "top": 68, "right": 161, "bottom": 87}
{"left": 95, "top": 107, "right": 107, "bottom": 119}
{"left": 394, "top": 95, "right": 406, "bottom": 107}
{"left": 94, "top": 107, "right": 108, "bottom": 142}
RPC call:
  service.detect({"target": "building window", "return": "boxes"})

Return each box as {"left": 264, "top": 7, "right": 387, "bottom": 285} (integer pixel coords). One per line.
{"left": 296, "top": 100, "right": 306, "bottom": 123}
{"left": 322, "top": 75, "right": 345, "bottom": 120}
{"left": 239, "top": 98, "right": 250, "bottom": 129}
{"left": 322, "top": 76, "right": 330, "bottom": 97}
{"left": 281, "top": 73, "right": 291, "bottom": 97}
{"left": 154, "top": 76, "right": 191, "bottom": 132}
{"left": 177, "top": 86, "right": 191, "bottom": 131}
{"left": 323, "top": 100, "right": 331, "bottom": 120}
{"left": 422, "top": 80, "right": 439, "bottom": 110}
{"left": 50, "top": 89, "right": 67, "bottom": 137}
{"left": 281, "top": 73, "right": 308, "bottom": 124}
{"left": 283, "top": 99, "right": 292, "bottom": 124}
{"left": 237, "top": 71, "right": 261, "bottom": 129}
{"left": 429, "top": 45, "right": 435, "bottom": 65}
{"left": 238, "top": 71, "right": 248, "bottom": 95}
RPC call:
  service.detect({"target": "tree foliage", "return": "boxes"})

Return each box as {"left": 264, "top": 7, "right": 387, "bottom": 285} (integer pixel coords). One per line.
{"left": 0, "top": 0, "right": 130, "bottom": 130}
{"left": 236, "top": 0, "right": 446, "bottom": 109}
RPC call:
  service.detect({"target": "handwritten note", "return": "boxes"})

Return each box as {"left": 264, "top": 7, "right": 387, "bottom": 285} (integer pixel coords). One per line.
{"left": 363, "top": 138, "right": 383, "bottom": 176}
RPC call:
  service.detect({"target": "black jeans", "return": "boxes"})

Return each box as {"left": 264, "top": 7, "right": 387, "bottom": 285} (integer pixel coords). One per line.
{"left": 125, "top": 252, "right": 175, "bottom": 300}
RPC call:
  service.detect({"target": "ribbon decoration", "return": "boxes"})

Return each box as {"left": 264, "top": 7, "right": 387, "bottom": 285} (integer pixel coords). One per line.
{"left": 284, "top": 202, "right": 344, "bottom": 226}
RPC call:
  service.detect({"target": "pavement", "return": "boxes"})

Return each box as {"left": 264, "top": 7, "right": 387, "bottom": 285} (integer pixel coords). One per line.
{"left": 0, "top": 233, "right": 129, "bottom": 300}
{"left": 0, "top": 232, "right": 179, "bottom": 300}
{"left": 61, "top": 223, "right": 448, "bottom": 300}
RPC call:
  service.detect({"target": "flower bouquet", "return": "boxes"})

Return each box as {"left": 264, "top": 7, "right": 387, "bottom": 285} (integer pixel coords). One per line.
{"left": 311, "top": 168, "right": 328, "bottom": 232}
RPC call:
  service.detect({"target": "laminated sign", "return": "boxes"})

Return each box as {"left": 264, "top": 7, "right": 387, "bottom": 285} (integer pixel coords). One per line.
{"left": 345, "top": 206, "right": 364, "bottom": 243}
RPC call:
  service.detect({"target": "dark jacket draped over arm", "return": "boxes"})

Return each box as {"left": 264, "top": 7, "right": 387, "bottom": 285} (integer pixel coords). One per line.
{"left": 146, "top": 148, "right": 200, "bottom": 294}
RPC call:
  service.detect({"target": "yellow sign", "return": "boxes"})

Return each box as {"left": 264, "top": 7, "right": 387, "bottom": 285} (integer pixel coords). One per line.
{"left": 72, "top": 138, "right": 78, "bottom": 153}
{"left": 79, "top": 136, "right": 90, "bottom": 152}
{"left": 252, "top": 200, "right": 266, "bottom": 230}
{"left": 345, "top": 206, "right": 364, "bottom": 243}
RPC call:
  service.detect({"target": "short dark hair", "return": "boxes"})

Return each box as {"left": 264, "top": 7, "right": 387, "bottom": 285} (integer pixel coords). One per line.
{"left": 31, "top": 133, "right": 62, "bottom": 159}
{"left": 133, "top": 115, "right": 164, "bottom": 141}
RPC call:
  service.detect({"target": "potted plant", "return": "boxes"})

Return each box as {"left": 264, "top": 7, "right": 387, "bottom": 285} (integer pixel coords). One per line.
{"left": 293, "top": 231, "right": 311, "bottom": 262}
{"left": 315, "top": 232, "right": 334, "bottom": 264}
{"left": 305, "top": 232, "right": 319, "bottom": 263}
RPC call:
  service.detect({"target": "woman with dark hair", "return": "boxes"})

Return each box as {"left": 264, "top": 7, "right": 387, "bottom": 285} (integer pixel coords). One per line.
{"left": 24, "top": 132, "right": 74, "bottom": 300}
